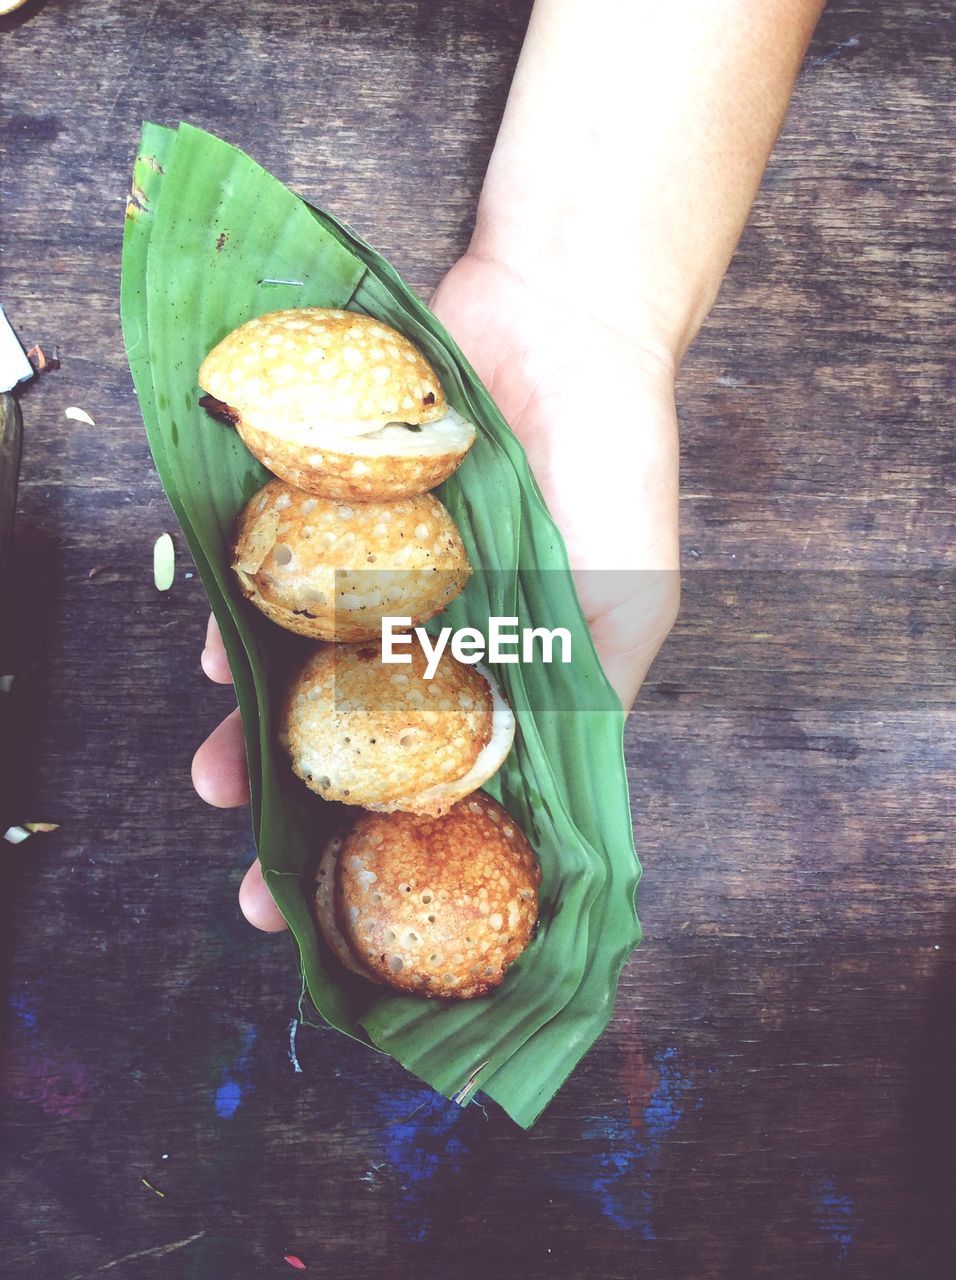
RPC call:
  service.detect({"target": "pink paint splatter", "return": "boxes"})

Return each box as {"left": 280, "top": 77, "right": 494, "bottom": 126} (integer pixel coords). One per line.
{"left": 13, "top": 1050, "right": 91, "bottom": 1118}
{"left": 10, "top": 992, "right": 92, "bottom": 1119}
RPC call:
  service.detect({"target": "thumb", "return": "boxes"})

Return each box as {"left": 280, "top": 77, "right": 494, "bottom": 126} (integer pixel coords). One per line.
{"left": 239, "top": 858, "right": 288, "bottom": 932}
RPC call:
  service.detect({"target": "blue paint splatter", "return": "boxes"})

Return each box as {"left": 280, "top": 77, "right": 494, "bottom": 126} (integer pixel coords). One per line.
{"left": 10, "top": 992, "right": 38, "bottom": 1031}
{"left": 215, "top": 1027, "right": 256, "bottom": 1119}
{"left": 214, "top": 1079, "right": 243, "bottom": 1118}
{"left": 371, "top": 1087, "right": 469, "bottom": 1241}
{"left": 642, "top": 1047, "right": 686, "bottom": 1145}
{"left": 814, "top": 1175, "right": 855, "bottom": 1259}
{"left": 554, "top": 1046, "right": 694, "bottom": 1238}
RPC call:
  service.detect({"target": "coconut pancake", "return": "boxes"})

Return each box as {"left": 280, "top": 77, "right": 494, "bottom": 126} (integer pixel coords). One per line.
{"left": 334, "top": 795, "right": 541, "bottom": 999}
{"left": 198, "top": 309, "right": 476, "bottom": 500}
{"left": 231, "top": 479, "right": 471, "bottom": 641}
{"left": 279, "top": 643, "right": 515, "bottom": 816}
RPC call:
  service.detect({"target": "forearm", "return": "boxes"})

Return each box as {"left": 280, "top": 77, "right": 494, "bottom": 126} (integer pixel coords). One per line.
{"left": 471, "top": 0, "right": 825, "bottom": 364}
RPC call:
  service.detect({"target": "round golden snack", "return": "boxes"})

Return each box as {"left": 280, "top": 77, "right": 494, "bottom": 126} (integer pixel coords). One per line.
{"left": 201, "top": 308, "right": 446, "bottom": 434}
{"left": 279, "top": 643, "right": 515, "bottom": 816}
{"left": 232, "top": 479, "right": 471, "bottom": 641}
{"left": 198, "top": 309, "right": 476, "bottom": 500}
{"left": 334, "top": 795, "right": 541, "bottom": 999}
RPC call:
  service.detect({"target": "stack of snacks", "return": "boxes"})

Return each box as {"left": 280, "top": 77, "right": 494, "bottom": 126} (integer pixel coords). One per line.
{"left": 199, "top": 310, "right": 535, "bottom": 999}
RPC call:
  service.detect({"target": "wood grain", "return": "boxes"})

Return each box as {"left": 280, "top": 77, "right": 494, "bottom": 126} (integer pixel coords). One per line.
{"left": 0, "top": 393, "right": 24, "bottom": 836}
{"left": 0, "top": 393, "right": 22, "bottom": 612}
{"left": 0, "top": 1, "right": 952, "bottom": 1277}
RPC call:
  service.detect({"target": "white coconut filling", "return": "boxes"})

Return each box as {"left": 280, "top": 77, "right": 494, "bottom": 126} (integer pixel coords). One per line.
{"left": 244, "top": 406, "right": 476, "bottom": 458}
{"left": 405, "top": 665, "right": 515, "bottom": 809}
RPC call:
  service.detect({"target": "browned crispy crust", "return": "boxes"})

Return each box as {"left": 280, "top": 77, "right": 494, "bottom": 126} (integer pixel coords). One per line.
{"left": 198, "top": 393, "right": 240, "bottom": 426}
{"left": 334, "top": 795, "right": 541, "bottom": 999}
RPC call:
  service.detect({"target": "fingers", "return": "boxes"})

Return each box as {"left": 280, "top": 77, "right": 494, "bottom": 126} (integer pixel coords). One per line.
{"left": 191, "top": 707, "right": 251, "bottom": 808}
{"left": 196, "top": 617, "right": 284, "bottom": 932}
{"left": 197, "top": 616, "right": 285, "bottom": 932}
{"left": 239, "top": 858, "right": 289, "bottom": 932}
{"left": 201, "top": 612, "right": 234, "bottom": 684}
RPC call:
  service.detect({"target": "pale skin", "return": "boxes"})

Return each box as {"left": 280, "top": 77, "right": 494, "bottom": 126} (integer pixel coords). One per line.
{"left": 193, "top": 0, "right": 826, "bottom": 931}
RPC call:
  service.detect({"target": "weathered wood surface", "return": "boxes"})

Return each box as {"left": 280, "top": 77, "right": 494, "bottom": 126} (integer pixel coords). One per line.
{"left": 1, "top": 1, "right": 953, "bottom": 1277}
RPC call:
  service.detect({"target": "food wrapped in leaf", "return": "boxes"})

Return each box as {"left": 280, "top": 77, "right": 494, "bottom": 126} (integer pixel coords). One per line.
{"left": 121, "top": 123, "right": 640, "bottom": 1127}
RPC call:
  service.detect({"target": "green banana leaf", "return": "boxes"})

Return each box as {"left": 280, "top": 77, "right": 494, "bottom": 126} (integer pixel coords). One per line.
{"left": 121, "top": 122, "right": 641, "bottom": 1127}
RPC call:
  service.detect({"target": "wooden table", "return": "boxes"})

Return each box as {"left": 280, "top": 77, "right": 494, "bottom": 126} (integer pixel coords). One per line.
{"left": 1, "top": 2, "right": 952, "bottom": 1276}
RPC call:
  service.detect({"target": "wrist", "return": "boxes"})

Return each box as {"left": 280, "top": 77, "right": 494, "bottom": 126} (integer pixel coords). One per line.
{"left": 466, "top": 207, "right": 689, "bottom": 378}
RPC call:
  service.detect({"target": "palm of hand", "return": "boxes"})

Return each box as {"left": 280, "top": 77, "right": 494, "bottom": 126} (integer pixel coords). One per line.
{"left": 430, "top": 252, "right": 681, "bottom": 706}
{"left": 194, "top": 253, "right": 683, "bottom": 929}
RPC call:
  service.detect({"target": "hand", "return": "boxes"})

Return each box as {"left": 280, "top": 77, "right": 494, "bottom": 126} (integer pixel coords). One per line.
{"left": 193, "top": 250, "right": 681, "bottom": 931}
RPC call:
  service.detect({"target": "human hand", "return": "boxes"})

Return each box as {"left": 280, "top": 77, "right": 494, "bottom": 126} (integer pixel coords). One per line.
{"left": 192, "top": 247, "right": 681, "bottom": 931}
